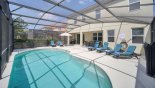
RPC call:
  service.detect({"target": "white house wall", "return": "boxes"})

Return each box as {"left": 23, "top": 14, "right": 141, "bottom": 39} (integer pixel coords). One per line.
{"left": 69, "top": 22, "right": 151, "bottom": 54}
{"left": 108, "top": 0, "right": 153, "bottom": 17}
{"left": 67, "top": 0, "right": 153, "bottom": 54}
{"left": 89, "top": 23, "right": 103, "bottom": 32}
{"left": 67, "top": 0, "right": 153, "bottom": 25}
{"left": 84, "top": 32, "right": 93, "bottom": 42}
{"left": 101, "top": 22, "right": 122, "bottom": 49}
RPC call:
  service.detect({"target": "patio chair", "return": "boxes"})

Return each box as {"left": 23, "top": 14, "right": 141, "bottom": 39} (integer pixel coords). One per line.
{"left": 50, "top": 40, "right": 56, "bottom": 47}
{"left": 88, "top": 41, "right": 99, "bottom": 51}
{"left": 113, "top": 45, "right": 136, "bottom": 58}
{"left": 105, "top": 44, "right": 122, "bottom": 55}
{"left": 96, "top": 42, "right": 109, "bottom": 53}
{"left": 57, "top": 41, "right": 63, "bottom": 46}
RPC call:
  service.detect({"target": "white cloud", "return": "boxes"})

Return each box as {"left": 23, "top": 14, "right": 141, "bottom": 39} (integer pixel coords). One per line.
{"left": 65, "top": 0, "right": 93, "bottom": 4}
{"left": 79, "top": 0, "right": 93, "bottom": 5}
{"left": 79, "top": 0, "right": 85, "bottom": 4}
{"left": 66, "top": 0, "right": 71, "bottom": 3}
{"left": 38, "top": 12, "right": 58, "bottom": 20}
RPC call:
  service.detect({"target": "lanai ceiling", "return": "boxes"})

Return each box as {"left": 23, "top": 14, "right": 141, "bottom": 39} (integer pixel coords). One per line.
{"left": 9, "top": 0, "right": 154, "bottom": 30}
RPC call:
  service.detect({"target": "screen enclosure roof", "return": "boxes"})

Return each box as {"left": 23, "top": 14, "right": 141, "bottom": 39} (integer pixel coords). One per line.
{"left": 8, "top": 0, "right": 154, "bottom": 30}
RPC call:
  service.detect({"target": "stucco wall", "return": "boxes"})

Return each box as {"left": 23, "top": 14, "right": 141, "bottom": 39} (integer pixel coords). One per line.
{"left": 83, "top": 32, "right": 93, "bottom": 42}
{"left": 67, "top": 0, "right": 153, "bottom": 54}
{"left": 69, "top": 22, "right": 151, "bottom": 54}
{"left": 67, "top": 0, "right": 153, "bottom": 25}
{"left": 102, "top": 22, "right": 151, "bottom": 54}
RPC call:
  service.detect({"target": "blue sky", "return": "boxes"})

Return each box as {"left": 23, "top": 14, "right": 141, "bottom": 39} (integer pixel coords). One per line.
{"left": 10, "top": 0, "right": 95, "bottom": 19}
{"left": 153, "top": 0, "right": 155, "bottom": 16}
{"left": 10, "top": 0, "right": 155, "bottom": 29}
{"left": 10, "top": 0, "right": 95, "bottom": 29}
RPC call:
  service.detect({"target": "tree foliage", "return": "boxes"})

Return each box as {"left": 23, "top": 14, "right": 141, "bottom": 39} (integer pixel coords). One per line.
{"left": 13, "top": 17, "right": 28, "bottom": 41}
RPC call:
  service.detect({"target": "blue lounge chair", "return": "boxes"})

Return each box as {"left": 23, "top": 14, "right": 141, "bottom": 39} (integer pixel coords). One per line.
{"left": 106, "top": 44, "right": 122, "bottom": 55}
{"left": 96, "top": 42, "right": 109, "bottom": 52}
{"left": 113, "top": 45, "right": 136, "bottom": 58}
{"left": 50, "top": 40, "right": 56, "bottom": 47}
{"left": 57, "top": 41, "right": 63, "bottom": 46}
{"left": 88, "top": 41, "right": 99, "bottom": 51}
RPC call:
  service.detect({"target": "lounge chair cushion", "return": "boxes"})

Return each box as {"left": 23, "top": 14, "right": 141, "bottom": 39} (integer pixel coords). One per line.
{"left": 113, "top": 45, "right": 136, "bottom": 58}
{"left": 114, "top": 44, "right": 122, "bottom": 52}
{"left": 106, "top": 44, "right": 122, "bottom": 54}
{"left": 50, "top": 41, "right": 56, "bottom": 47}
{"left": 96, "top": 42, "right": 109, "bottom": 52}
{"left": 57, "top": 41, "right": 63, "bottom": 46}
{"left": 126, "top": 46, "right": 136, "bottom": 54}
{"left": 88, "top": 41, "right": 99, "bottom": 51}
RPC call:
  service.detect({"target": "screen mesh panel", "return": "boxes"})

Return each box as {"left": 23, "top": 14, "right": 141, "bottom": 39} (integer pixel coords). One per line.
{"left": 0, "top": 0, "right": 14, "bottom": 78}
{"left": 0, "top": 0, "right": 154, "bottom": 78}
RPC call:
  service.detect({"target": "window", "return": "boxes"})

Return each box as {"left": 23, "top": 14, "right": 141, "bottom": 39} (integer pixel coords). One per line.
{"left": 132, "top": 28, "right": 144, "bottom": 43}
{"left": 93, "top": 33, "right": 97, "bottom": 41}
{"left": 93, "top": 32, "right": 102, "bottom": 42}
{"left": 96, "top": 8, "right": 101, "bottom": 19}
{"left": 129, "top": 0, "right": 140, "bottom": 11}
{"left": 107, "top": 30, "right": 115, "bottom": 42}
{"left": 74, "top": 17, "right": 77, "bottom": 24}
{"left": 82, "top": 16, "right": 85, "bottom": 21}
{"left": 98, "top": 32, "right": 102, "bottom": 41}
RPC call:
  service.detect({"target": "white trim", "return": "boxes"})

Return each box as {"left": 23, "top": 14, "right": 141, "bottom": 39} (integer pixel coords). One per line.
{"left": 107, "top": 29, "right": 115, "bottom": 42}
{"left": 82, "top": 16, "right": 85, "bottom": 21}
{"left": 129, "top": 0, "right": 140, "bottom": 12}
{"left": 129, "top": 0, "right": 140, "bottom": 4}
{"left": 95, "top": 8, "right": 101, "bottom": 19}
{"left": 131, "top": 27, "right": 144, "bottom": 44}
{"left": 74, "top": 17, "right": 77, "bottom": 24}
{"left": 93, "top": 32, "right": 103, "bottom": 41}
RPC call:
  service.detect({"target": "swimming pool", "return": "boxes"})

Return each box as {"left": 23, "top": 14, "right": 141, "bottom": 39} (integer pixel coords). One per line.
{"left": 9, "top": 49, "right": 112, "bottom": 88}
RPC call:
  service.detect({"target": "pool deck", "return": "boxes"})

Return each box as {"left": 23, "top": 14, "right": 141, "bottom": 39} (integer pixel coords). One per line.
{"left": 0, "top": 45, "right": 138, "bottom": 88}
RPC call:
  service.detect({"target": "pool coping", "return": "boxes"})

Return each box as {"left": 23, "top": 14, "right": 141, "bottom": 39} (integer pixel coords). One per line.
{"left": 0, "top": 46, "right": 138, "bottom": 88}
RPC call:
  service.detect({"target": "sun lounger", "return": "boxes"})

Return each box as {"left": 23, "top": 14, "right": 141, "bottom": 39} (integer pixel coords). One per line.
{"left": 88, "top": 41, "right": 99, "bottom": 51}
{"left": 106, "top": 44, "right": 122, "bottom": 55}
{"left": 57, "top": 41, "right": 63, "bottom": 46}
{"left": 113, "top": 45, "right": 136, "bottom": 58}
{"left": 96, "top": 42, "right": 109, "bottom": 53}
{"left": 50, "top": 40, "right": 56, "bottom": 47}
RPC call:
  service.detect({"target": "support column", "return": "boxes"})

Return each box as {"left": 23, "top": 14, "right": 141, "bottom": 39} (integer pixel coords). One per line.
{"left": 115, "top": 22, "right": 123, "bottom": 46}
{"left": 80, "top": 32, "right": 83, "bottom": 46}
{"left": 67, "top": 36, "right": 70, "bottom": 45}
{"left": 101, "top": 23, "right": 104, "bottom": 42}
{"left": 0, "top": 4, "right": 2, "bottom": 79}
{"left": 102, "top": 30, "right": 104, "bottom": 42}
{"left": 151, "top": 17, "right": 155, "bottom": 42}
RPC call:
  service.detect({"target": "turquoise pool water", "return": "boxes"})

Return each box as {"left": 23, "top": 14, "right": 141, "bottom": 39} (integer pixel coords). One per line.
{"left": 9, "top": 49, "right": 112, "bottom": 88}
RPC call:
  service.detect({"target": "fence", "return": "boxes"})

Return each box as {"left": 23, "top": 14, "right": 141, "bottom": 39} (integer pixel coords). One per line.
{"left": 14, "top": 40, "right": 49, "bottom": 49}
{"left": 0, "top": 0, "right": 14, "bottom": 78}
{"left": 13, "top": 29, "right": 67, "bottom": 49}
